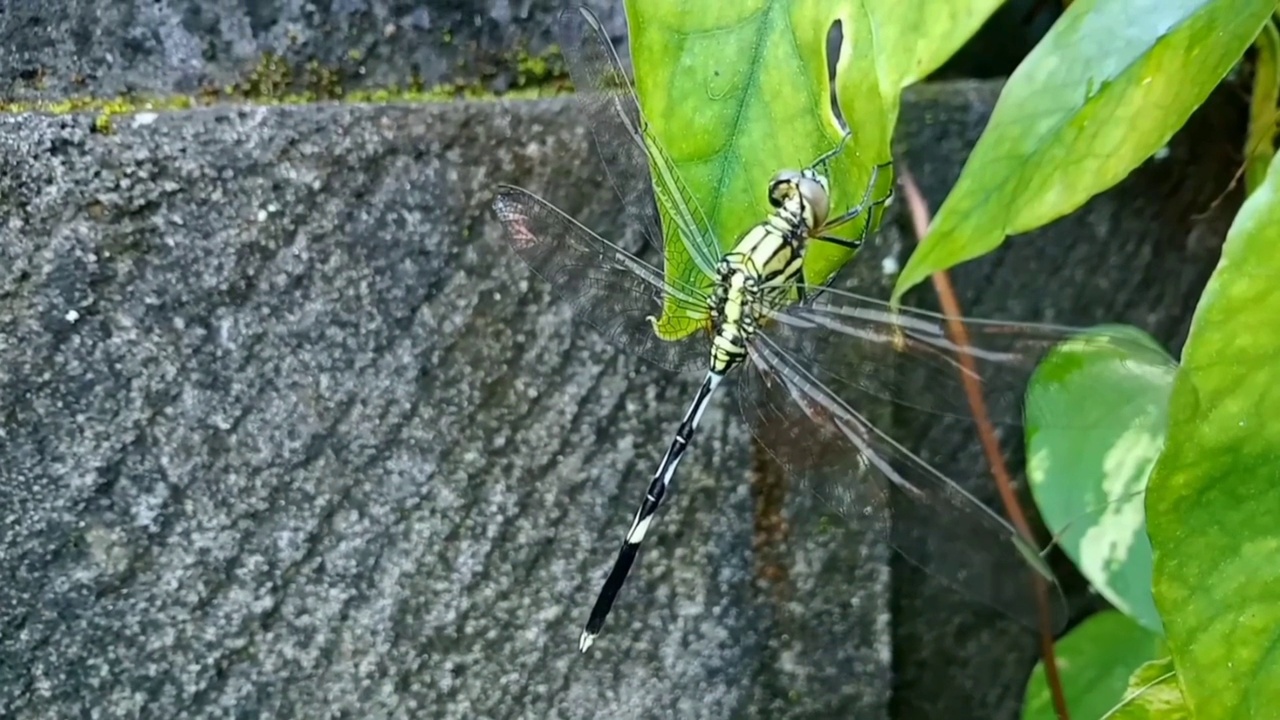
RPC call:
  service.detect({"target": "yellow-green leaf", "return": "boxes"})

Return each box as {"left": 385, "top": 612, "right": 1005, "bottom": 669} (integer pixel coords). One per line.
{"left": 892, "top": 0, "right": 1274, "bottom": 302}
{"left": 1145, "top": 121, "right": 1280, "bottom": 718}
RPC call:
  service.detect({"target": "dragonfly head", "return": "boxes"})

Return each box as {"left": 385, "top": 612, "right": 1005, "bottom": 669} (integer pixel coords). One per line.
{"left": 768, "top": 168, "right": 831, "bottom": 230}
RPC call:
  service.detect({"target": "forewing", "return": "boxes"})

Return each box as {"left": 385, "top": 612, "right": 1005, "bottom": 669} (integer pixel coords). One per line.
{"left": 557, "top": 6, "right": 721, "bottom": 280}
{"left": 739, "top": 333, "right": 1067, "bottom": 630}
{"left": 493, "top": 185, "right": 707, "bottom": 373}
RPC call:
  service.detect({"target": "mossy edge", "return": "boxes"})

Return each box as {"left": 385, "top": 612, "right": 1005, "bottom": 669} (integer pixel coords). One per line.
{"left": 4, "top": 45, "right": 573, "bottom": 135}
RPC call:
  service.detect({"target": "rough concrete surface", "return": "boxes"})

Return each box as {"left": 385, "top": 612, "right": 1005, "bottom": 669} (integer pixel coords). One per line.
{"left": 0, "top": 0, "right": 626, "bottom": 100}
{"left": 0, "top": 96, "right": 891, "bottom": 718}
{"left": 0, "top": 78, "right": 1242, "bottom": 720}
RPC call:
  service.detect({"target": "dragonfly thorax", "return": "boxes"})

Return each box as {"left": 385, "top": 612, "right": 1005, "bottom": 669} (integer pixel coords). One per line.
{"left": 706, "top": 215, "right": 807, "bottom": 374}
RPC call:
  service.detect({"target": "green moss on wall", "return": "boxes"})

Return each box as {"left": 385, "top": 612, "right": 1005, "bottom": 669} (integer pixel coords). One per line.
{"left": 1, "top": 44, "right": 574, "bottom": 130}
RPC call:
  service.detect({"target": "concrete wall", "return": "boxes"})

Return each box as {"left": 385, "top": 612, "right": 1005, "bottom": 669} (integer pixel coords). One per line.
{"left": 0, "top": 2, "right": 1241, "bottom": 719}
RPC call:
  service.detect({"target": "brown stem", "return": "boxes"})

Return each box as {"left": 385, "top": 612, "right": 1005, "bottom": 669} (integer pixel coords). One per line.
{"left": 896, "top": 167, "right": 1071, "bottom": 720}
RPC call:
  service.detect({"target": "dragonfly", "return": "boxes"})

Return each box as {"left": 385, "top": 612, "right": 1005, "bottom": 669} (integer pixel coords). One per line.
{"left": 493, "top": 5, "right": 1146, "bottom": 653}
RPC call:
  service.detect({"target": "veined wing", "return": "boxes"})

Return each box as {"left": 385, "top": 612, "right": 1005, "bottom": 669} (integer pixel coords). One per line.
{"left": 558, "top": 6, "right": 721, "bottom": 280}
{"left": 739, "top": 332, "right": 1068, "bottom": 629}
{"left": 762, "top": 285, "right": 1177, "bottom": 429}
{"left": 493, "top": 185, "right": 708, "bottom": 373}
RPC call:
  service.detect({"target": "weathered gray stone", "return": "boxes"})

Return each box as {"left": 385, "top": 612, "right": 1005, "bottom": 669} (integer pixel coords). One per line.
{"left": 0, "top": 0, "right": 626, "bottom": 101}
{"left": 0, "top": 77, "right": 1238, "bottom": 719}
{"left": 0, "top": 96, "right": 886, "bottom": 718}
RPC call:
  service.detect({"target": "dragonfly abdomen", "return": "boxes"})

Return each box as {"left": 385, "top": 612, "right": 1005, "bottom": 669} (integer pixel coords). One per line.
{"left": 710, "top": 270, "right": 751, "bottom": 374}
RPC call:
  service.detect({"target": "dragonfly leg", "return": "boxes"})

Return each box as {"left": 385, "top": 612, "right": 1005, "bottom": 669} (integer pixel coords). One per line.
{"left": 812, "top": 234, "right": 864, "bottom": 251}
{"left": 821, "top": 160, "right": 895, "bottom": 234}
{"left": 808, "top": 129, "right": 855, "bottom": 177}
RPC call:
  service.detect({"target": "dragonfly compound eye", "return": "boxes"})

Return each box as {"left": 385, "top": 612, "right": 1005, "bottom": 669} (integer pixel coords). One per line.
{"left": 797, "top": 176, "right": 830, "bottom": 229}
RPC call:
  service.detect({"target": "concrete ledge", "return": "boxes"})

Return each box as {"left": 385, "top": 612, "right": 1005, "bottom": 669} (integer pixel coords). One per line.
{"left": 0, "top": 1, "right": 628, "bottom": 102}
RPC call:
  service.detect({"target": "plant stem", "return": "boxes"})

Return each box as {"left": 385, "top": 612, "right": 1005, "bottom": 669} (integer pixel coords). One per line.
{"left": 897, "top": 167, "right": 1071, "bottom": 720}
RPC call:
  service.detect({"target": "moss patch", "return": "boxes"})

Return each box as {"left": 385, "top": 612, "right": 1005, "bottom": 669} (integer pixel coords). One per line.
{"left": 2, "top": 45, "right": 574, "bottom": 132}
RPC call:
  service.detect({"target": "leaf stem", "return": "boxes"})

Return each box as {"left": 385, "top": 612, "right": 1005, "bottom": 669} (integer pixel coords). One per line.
{"left": 1245, "top": 15, "right": 1280, "bottom": 194}
{"left": 897, "top": 167, "right": 1071, "bottom": 720}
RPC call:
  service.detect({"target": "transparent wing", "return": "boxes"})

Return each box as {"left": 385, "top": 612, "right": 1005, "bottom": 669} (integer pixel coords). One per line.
{"left": 557, "top": 6, "right": 721, "bottom": 279}
{"left": 740, "top": 333, "right": 1067, "bottom": 629}
{"left": 765, "top": 285, "right": 1177, "bottom": 429}
{"left": 493, "top": 185, "right": 708, "bottom": 373}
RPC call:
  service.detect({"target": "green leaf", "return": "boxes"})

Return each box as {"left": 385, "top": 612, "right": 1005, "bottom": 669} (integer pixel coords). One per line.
{"left": 1021, "top": 610, "right": 1166, "bottom": 720}
{"left": 1245, "top": 18, "right": 1279, "bottom": 195}
{"left": 1026, "top": 324, "right": 1175, "bottom": 634}
{"left": 891, "top": 0, "right": 1275, "bottom": 302}
{"left": 824, "top": 0, "right": 1010, "bottom": 175}
{"left": 624, "top": 0, "right": 894, "bottom": 301}
{"left": 864, "top": 0, "right": 1008, "bottom": 90}
{"left": 623, "top": 0, "right": 1007, "bottom": 325}
{"left": 1145, "top": 118, "right": 1280, "bottom": 719}
{"left": 1106, "top": 658, "right": 1189, "bottom": 720}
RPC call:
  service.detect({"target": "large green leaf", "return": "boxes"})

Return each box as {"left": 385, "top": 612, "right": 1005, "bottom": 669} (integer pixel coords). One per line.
{"left": 1144, "top": 127, "right": 1280, "bottom": 718}
{"left": 1021, "top": 610, "right": 1166, "bottom": 720}
{"left": 1026, "top": 325, "right": 1175, "bottom": 634}
{"left": 624, "top": 0, "right": 895, "bottom": 302}
{"left": 1107, "top": 658, "right": 1190, "bottom": 719}
{"left": 622, "top": 0, "right": 1010, "bottom": 326}
{"left": 891, "top": 0, "right": 1275, "bottom": 302}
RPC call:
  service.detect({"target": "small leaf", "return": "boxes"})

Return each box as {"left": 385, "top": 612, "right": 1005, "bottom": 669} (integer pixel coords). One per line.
{"left": 1145, "top": 122, "right": 1280, "bottom": 717}
{"left": 1106, "top": 658, "right": 1189, "bottom": 720}
{"left": 1021, "top": 610, "right": 1165, "bottom": 720}
{"left": 625, "top": 0, "right": 894, "bottom": 300}
{"left": 892, "top": 0, "right": 1275, "bottom": 301}
{"left": 1026, "top": 324, "right": 1175, "bottom": 634}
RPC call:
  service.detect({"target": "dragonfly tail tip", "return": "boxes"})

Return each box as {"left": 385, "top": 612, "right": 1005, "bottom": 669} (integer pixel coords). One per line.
{"left": 578, "top": 630, "right": 596, "bottom": 653}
